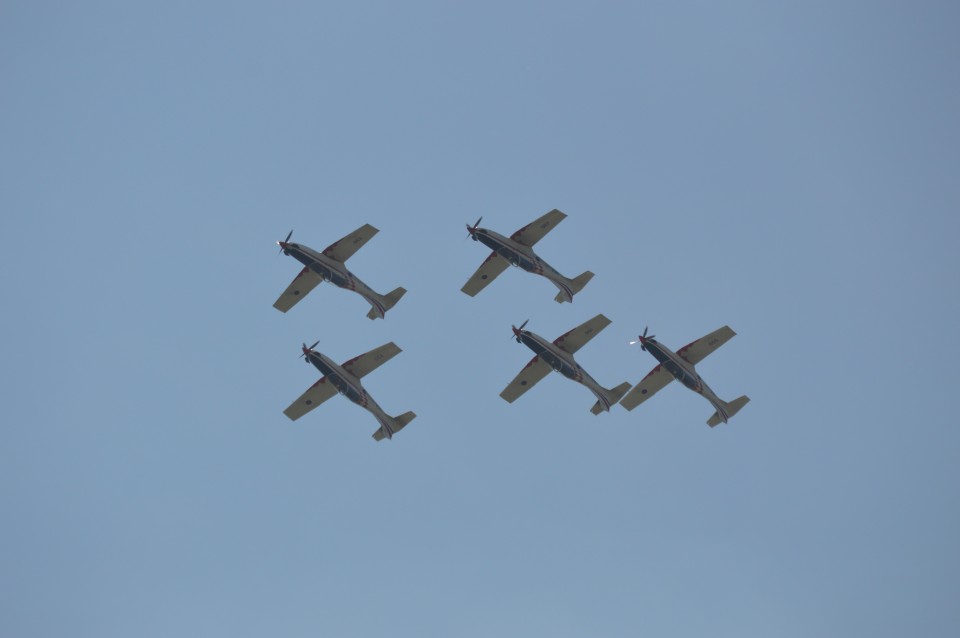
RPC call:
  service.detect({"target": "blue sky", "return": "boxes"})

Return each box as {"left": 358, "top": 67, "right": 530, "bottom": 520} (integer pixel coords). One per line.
{"left": 2, "top": 2, "right": 958, "bottom": 636}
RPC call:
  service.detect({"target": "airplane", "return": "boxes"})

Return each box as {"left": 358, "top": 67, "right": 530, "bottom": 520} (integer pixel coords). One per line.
{"left": 284, "top": 340, "right": 416, "bottom": 441}
{"left": 501, "top": 314, "right": 631, "bottom": 414}
{"left": 620, "top": 326, "right": 750, "bottom": 426}
{"left": 462, "top": 209, "right": 594, "bottom": 303}
{"left": 274, "top": 225, "right": 406, "bottom": 319}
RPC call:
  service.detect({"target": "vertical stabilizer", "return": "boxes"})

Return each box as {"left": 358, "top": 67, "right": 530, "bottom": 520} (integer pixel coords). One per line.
{"left": 706, "top": 395, "right": 750, "bottom": 427}
{"left": 366, "top": 286, "right": 407, "bottom": 320}
{"left": 554, "top": 271, "right": 595, "bottom": 303}
{"left": 590, "top": 381, "right": 632, "bottom": 415}
{"left": 372, "top": 410, "right": 417, "bottom": 441}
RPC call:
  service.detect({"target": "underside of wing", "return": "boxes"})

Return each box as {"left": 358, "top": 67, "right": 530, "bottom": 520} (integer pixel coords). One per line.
{"left": 500, "top": 356, "right": 552, "bottom": 403}
{"left": 341, "top": 342, "right": 401, "bottom": 379}
{"left": 620, "top": 365, "right": 673, "bottom": 411}
{"left": 322, "top": 223, "right": 379, "bottom": 263}
{"left": 510, "top": 209, "right": 567, "bottom": 247}
{"left": 676, "top": 326, "right": 736, "bottom": 366}
{"left": 553, "top": 313, "right": 611, "bottom": 355}
{"left": 273, "top": 267, "right": 322, "bottom": 313}
{"left": 283, "top": 377, "right": 338, "bottom": 421}
{"left": 461, "top": 251, "right": 510, "bottom": 297}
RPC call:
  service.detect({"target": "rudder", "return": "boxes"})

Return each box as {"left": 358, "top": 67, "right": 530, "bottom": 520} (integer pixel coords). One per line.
{"left": 367, "top": 286, "right": 407, "bottom": 320}
{"left": 590, "top": 381, "right": 632, "bottom": 415}
{"left": 706, "top": 395, "right": 750, "bottom": 427}
{"left": 555, "top": 271, "right": 595, "bottom": 303}
{"left": 372, "top": 410, "right": 417, "bottom": 441}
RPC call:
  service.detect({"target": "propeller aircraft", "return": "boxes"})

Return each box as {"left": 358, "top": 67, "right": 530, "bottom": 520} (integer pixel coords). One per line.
{"left": 501, "top": 314, "right": 631, "bottom": 414}
{"left": 462, "top": 209, "right": 594, "bottom": 303}
{"left": 620, "top": 326, "right": 750, "bottom": 426}
{"left": 274, "top": 225, "right": 406, "bottom": 319}
{"left": 284, "top": 340, "right": 416, "bottom": 441}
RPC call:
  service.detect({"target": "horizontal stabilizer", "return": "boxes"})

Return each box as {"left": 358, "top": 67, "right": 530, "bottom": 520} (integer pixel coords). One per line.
{"left": 373, "top": 410, "right": 417, "bottom": 441}
{"left": 366, "top": 286, "right": 407, "bottom": 320}
{"left": 707, "top": 395, "right": 750, "bottom": 427}
{"left": 590, "top": 381, "right": 632, "bottom": 415}
{"left": 554, "top": 270, "right": 594, "bottom": 303}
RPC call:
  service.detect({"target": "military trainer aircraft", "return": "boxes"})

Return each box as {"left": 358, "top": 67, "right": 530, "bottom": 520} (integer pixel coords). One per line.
{"left": 462, "top": 209, "right": 594, "bottom": 303}
{"left": 274, "top": 225, "right": 406, "bottom": 319}
{"left": 620, "top": 326, "right": 750, "bottom": 426}
{"left": 284, "top": 341, "right": 416, "bottom": 441}
{"left": 501, "top": 314, "right": 631, "bottom": 414}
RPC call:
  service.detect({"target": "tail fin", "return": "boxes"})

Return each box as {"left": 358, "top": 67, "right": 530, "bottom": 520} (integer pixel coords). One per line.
{"left": 366, "top": 286, "right": 407, "bottom": 320}
{"left": 554, "top": 271, "right": 595, "bottom": 303}
{"left": 372, "top": 410, "right": 416, "bottom": 441}
{"left": 706, "top": 395, "right": 750, "bottom": 427}
{"left": 590, "top": 381, "right": 632, "bottom": 415}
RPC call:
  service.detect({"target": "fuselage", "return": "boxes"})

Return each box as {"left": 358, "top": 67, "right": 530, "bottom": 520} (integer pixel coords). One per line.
{"left": 640, "top": 339, "right": 729, "bottom": 422}
{"left": 517, "top": 330, "right": 616, "bottom": 411}
{"left": 471, "top": 228, "right": 575, "bottom": 302}
{"left": 305, "top": 350, "right": 395, "bottom": 438}
{"left": 282, "top": 242, "right": 387, "bottom": 318}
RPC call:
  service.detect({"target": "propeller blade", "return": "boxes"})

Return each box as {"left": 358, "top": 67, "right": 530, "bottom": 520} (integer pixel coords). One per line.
{"left": 466, "top": 216, "right": 483, "bottom": 239}
{"left": 519, "top": 319, "right": 529, "bottom": 331}
{"left": 279, "top": 230, "right": 294, "bottom": 254}
{"left": 299, "top": 340, "right": 320, "bottom": 360}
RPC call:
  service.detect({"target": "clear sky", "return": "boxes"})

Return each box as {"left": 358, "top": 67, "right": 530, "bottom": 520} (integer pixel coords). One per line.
{"left": 2, "top": 2, "right": 958, "bottom": 636}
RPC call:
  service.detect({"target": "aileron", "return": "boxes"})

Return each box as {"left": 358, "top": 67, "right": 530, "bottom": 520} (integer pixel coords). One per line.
{"left": 510, "top": 209, "right": 566, "bottom": 247}
{"left": 461, "top": 251, "right": 510, "bottom": 297}
{"left": 342, "top": 342, "right": 402, "bottom": 379}
{"left": 676, "top": 326, "right": 736, "bottom": 366}
{"left": 620, "top": 365, "right": 672, "bottom": 411}
{"left": 283, "top": 377, "right": 338, "bottom": 421}
{"left": 500, "top": 356, "right": 551, "bottom": 403}
{"left": 553, "top": 314, "right": 611, "bottom": 355}
{"left": 273, "top": 267, "right": 322, "bottom": 313}
{"left": 322, "top": 223, "right": 379, "bottom": 263}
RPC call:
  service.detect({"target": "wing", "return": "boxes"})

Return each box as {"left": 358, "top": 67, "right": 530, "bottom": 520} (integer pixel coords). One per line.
{"left": 461, "top": 251, "right": 510, "bottom": 297}
{"left": 322, "top": 223, "right": 379, "bottom": 263}
{"left": 341, "top": 342, "right": 401, "bottom": 380}
{"left": 273, "top": 267, "right": 322, "bottom": 313}
{"left": 620, "top": 365, "right": 674, "bottom": 411}
{"left": 510, "top": 209, "right": 567, "bottom": 247}
{"left": 283, "top": 377, "right": 338, "bottom": 421}
{"left": 500, "top": 356, "right": 552, "bottom": 403}
{"left": 676, "top": 326, "right": 736, "bottom": 367}
{"left": 553, "top": 313, "right": 611, "bottom": 355}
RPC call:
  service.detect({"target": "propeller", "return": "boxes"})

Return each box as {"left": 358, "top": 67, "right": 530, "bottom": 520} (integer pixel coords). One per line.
{"left": 299, "top": 340, "right": 320, "bottom": 362}
{"left": 511, "top": 319, "right": 529, "bottom": 343}
{"left": 465, "top": 216, "right": 483, "bottom": 240}
{"left": 629, "top": 326, "right": 655, "bottom": 351}
{"left": 277, "top": 229, "right": 293, "bottom": 255}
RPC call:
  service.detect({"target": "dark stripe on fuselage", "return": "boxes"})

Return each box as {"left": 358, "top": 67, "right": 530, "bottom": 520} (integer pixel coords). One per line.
{"left": 287, "top": 245, "right": 386, "bottom": 316}
{"left": 644, "top": 341, "right": 702, "bottom": 392}
{"left": 476, "top": 233, "right": 540, "bottom": 273}
{"left": 288, "top": 247, "right": 351, "bottom": 288}
{"left": 308, "top": 355, "right": 366, "bottom": 406}
{"left": 520, "top": 334, "right": 581, "bottom": 381}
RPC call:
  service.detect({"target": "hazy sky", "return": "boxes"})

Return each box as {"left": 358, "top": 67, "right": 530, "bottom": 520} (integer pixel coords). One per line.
{"left": 2, "top": 2, "right": 958, "bottom": 636}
